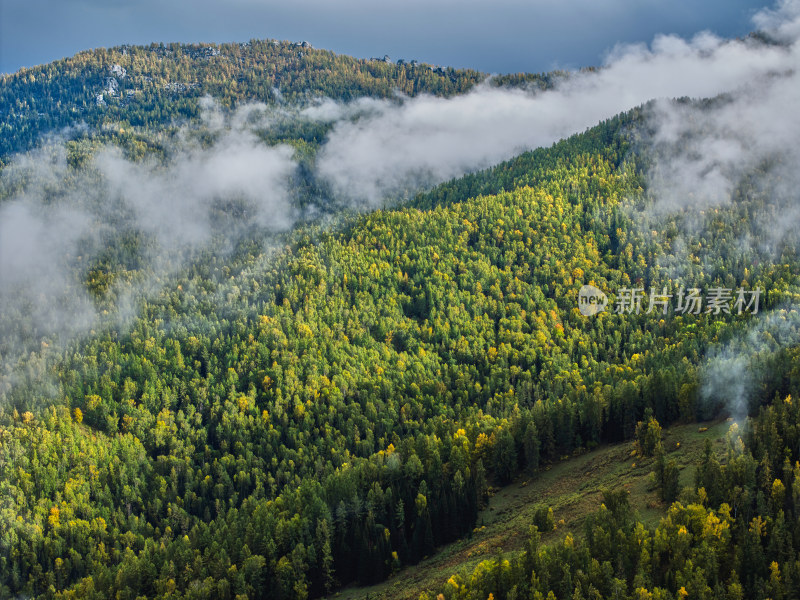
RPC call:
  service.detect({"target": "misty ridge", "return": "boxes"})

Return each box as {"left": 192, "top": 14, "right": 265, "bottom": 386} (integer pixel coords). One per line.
{"left": 1, "top": 0, "right": 800, "bottom": 403}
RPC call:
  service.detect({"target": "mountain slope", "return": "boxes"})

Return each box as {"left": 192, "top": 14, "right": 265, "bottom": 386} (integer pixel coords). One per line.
{"left": 335, "top": 420, "right": 730, "bottom": 600}
{"left": 1, "top": 32, "right": 800, "bottom": 600}
{"left": 1, "top": 104, "right": 797, "bottom": 599}
{"left": 0, "top": 40, "right": 492, "bottom": 159}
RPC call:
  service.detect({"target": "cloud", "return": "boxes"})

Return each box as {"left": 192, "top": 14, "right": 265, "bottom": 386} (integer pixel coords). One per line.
{"left": 96, "top": 130, "right": 297, "bottom": 247}
{"left": 644, "top": 58, "right": 800, "bottom": 213}
{"left": 753, "top": 0, "right": 800, "bottom": 41}
{"left": 0, "top": 186, "right": 99, "bottom": 382}
{"left": 299, "top": 97, "right": 385, "bottom": 123}
{"left": 0, "top": 102, "right": 298, "bottom": 392}
{"left": 314, "top": 4, "right": 800, "bottom": 206}
{"left": 701, "top": 307, "right": 800, "bottom": 421}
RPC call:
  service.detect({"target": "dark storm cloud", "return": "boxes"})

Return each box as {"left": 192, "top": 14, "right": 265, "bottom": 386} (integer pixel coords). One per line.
{"left": 1, "top": 0, "right": 769, "bottom": 74}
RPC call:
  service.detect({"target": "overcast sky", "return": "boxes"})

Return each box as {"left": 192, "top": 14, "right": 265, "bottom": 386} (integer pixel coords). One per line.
{"left": 0, "top": 0, "right": 772, "bottom": 75}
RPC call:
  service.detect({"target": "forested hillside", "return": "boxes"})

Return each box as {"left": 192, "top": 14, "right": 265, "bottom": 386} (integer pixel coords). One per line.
{"left": 425, "top": 398, "right": 800, "bottom": 600}
{"left": 1, "top": 89, "right": 798, "bottom": 599}
{"left": 1, "top": 23, "right": 799, "bottom": 600}
{"left": 0, "top": 39, "right": 561, "bottom": 160}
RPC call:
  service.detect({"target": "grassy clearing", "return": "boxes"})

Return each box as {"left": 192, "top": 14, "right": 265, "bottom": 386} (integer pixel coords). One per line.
{"left": 330, "top": 418, "right": 732, "bottom": 600}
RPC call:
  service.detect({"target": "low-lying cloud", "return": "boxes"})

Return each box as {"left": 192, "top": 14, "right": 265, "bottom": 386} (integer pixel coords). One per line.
{"left": 0, "top": 107, "right": 299, "bottom": 394}
{"left": 701, "top": 307, "right": 800, "bottom": 422}
{"left": 97, "top": 131, "right": 297, "bottom": 247}
{"left": 315, "top": 0, "right": 800, "bottom": 206}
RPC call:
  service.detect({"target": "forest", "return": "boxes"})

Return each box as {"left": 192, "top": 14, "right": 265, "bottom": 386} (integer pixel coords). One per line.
{"left": 0, "top": 37, "right": 799, "bottom": 600}
{"left": 0, "top": 39, "right": 561, "bottom": 161}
